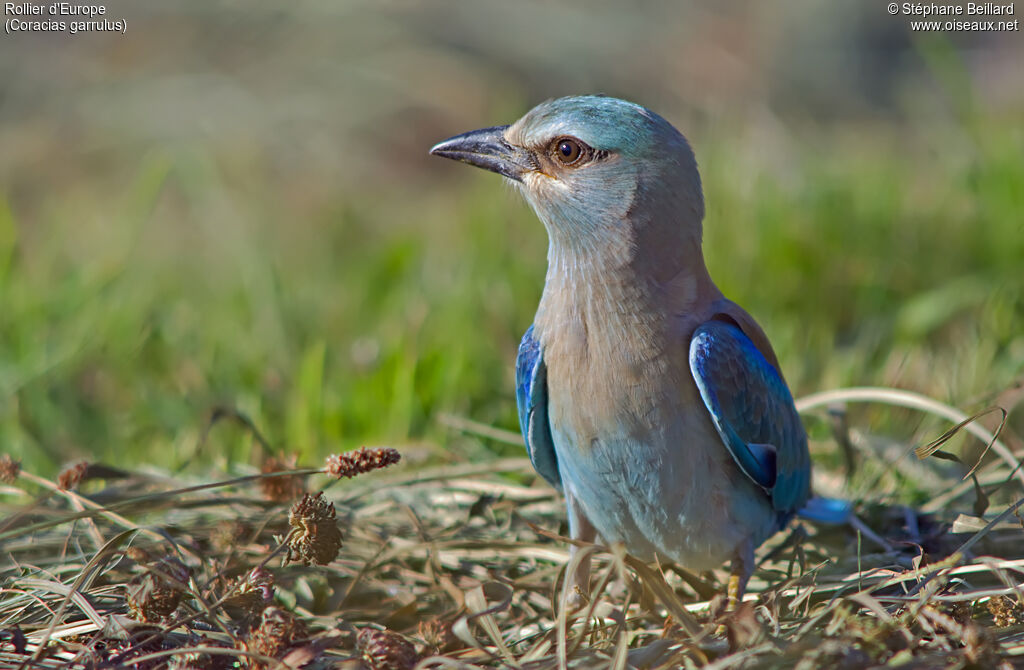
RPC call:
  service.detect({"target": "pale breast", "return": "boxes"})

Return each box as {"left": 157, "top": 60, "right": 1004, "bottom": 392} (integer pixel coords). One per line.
{"left": 534, "top": 281, "right": 778, "bottom": 569}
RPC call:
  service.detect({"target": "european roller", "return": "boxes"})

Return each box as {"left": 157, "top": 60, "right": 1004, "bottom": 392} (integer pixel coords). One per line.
{"left": 431, "top": 95, "right": 846, "bottom": 604}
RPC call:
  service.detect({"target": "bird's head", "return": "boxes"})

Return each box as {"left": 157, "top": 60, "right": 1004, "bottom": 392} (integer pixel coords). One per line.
{"left": 430, "top": 95, "right": 705, "bottom": 257}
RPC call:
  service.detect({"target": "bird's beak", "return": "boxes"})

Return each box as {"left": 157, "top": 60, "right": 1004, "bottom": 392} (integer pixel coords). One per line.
{"left": 429, "top": 125, "right": 532, "bottom": 182}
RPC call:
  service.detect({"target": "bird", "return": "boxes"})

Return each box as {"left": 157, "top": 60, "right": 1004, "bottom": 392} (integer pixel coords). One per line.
{"left": 430, "top": 95, "right": 846, "bottom": 605}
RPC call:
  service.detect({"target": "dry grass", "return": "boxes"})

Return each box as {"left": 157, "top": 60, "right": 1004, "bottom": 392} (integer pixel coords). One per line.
{"left": 2, "top": 388, "right": 1024, "bottom": 669}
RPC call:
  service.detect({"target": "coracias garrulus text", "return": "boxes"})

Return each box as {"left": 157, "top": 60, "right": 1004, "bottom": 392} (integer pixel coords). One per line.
{"left": 431, "top": 95, "right": 840, "bottom": 604}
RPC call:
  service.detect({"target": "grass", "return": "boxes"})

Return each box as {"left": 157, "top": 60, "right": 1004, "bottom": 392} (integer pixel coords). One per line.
{"left": 2, "top": 408, "right": 1024, "bottom": 668}
{"left": 2, "top": 47, "right": 1024, "bottom": 667}
{"left": 2, "top": 114, "right": 1021, "bottom": 480}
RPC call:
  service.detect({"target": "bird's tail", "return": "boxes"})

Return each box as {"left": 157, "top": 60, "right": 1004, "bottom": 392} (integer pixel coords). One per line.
{"left": 797, "top": 496, "right": 853, "bottom": 524}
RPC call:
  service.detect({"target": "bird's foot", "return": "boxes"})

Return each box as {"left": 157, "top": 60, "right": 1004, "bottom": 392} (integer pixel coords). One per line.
{"left": 726, "top": 573, "right": 742, "bottom": 611}
{"left": 714, "top": 577, "right": 747, "bottom": 637}
{"left": 726, "top": 540, "right": 755, "bottom": 612}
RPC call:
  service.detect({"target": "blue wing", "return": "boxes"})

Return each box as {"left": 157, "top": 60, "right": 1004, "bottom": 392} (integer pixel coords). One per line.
{"left": 798, "top": 496, "right": 853, "bottom": 524}
{"left": 516, "top": 325, "right": 561, "bottom": 489}
{"left": 689, "top": 319, "right": 811, "bottom": 518}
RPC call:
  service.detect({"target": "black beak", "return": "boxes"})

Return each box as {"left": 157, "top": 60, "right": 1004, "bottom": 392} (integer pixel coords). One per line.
{"left": 429, "top": 125, "right": 532, "bottom": 182}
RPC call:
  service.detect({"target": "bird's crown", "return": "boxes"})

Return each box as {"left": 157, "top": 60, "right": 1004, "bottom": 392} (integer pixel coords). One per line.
{"left": 507, "top": 95, "right": 683, "bottom": 161}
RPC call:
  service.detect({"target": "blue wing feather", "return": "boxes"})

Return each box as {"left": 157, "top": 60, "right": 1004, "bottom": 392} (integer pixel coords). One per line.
{"left": 689, "top": 320, "right": 811, "bottom": 518}
{"left": 516, "top": 325, "right": 561, "bottom": 488}
{"left": 798, "top": 496, "right": 853, "bottom": 523}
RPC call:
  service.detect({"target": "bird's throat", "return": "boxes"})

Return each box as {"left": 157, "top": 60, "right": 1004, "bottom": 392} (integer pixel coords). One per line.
{"left": 534, "top": 247, "right": 659, "bottom": 362}
{"left": 532, "top": 236, "right": 720, "bottom": 368}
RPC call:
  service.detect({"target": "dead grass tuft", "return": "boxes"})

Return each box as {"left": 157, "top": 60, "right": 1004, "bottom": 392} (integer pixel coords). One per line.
{"left": 2, "top": 387, "right": 1024, "bottom": 668}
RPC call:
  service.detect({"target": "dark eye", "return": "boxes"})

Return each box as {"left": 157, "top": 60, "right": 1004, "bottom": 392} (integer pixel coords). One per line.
{"left": 552, "top": 137, "right": 586, "bottom": 165}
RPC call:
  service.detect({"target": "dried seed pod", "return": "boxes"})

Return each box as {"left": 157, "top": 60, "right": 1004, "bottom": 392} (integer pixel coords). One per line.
{"left": 324, "top": 447, "right": 400, "bottom": 479}
{"left": 357, "top": 628, "right": 419, "bottom": 670}
{"left": 260, "top": 453, "right": 306, "bottom": 502}
{"left": 987, "top": 595, "right": 1022, "bottom": 627}
{"left": 417, "top": 618, "right": 458, "bottom": 654}
{"left": 0, "top": 454, "right": 20, "bottom": 483}
{"left": 286, "top": 492, "right": 343, "bottom": 566}
{"left": 244, "top": 606, "right": 306, "bottom": 666}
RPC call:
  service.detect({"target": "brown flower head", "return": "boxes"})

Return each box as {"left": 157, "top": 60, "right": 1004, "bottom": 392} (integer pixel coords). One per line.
{"left": 988, "top": 595, "right": 1022, "bottom": 627}
{"left": 286, "top": 492, "right": 343, "bottom": 566}
{"left": 324, "top": 447, "right": 400, "bottom": 479}
{"left": 357, "top": 628, "right": 419, "bottom": 670}
{"left": 259, "top": 453, "right": 306, "bottom": 502}
{"left": 0, "top": 454, "right": 21, "bottom": 484}
{"left": 417, "top": 618, "right": 458, "bottom": 654}
{"left": 244, "top": 606, "right": 306, "bottom": 665}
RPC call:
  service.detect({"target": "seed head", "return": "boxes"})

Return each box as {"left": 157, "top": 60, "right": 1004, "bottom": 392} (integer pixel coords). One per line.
{"left": 244, "top": 606, "right": 306, "bottom": 666}
{"left": 324, "top": 447, "right": 400, "bottom": 479}
{"left": 0, "top": 454, "right": 20, "bottom": 484}
{"left": 357, "top": 628, "right": 419, "bottom": 670}
{"left": 260, "top": 453, "right": 306, "bottom": 502}
{"left": 286, "top": 492, "right": 343, "bottom": 566}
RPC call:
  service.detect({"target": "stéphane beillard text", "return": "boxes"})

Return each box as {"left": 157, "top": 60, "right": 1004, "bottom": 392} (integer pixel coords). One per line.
{"left": 902, "top": 3, "right": 1015, "bottom": 15}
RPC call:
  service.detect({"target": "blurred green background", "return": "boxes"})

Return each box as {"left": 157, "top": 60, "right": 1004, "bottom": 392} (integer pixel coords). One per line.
{"left": 1, "top": 1, "right": 1022, "bottom": 479}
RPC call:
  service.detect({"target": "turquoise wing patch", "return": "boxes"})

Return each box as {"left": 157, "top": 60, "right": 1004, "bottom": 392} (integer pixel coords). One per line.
{"left": 689, "top": 320, "right": 811, "bottom": 516}
{"left": 516, "top": 325, "right": 560, "bottom": 489}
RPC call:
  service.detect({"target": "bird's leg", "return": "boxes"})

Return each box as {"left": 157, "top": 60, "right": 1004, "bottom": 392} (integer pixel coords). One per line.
{"left": 564, "top": 490, "right": 596, "bottom": 609}
{"left": 728, "top": 540, "right": 755, "bottom": 610}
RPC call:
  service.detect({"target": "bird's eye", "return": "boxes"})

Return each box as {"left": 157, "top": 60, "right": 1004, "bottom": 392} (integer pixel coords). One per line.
{"left": 552, "top": 137, "right": 586, "bottom": 166}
